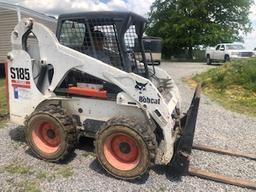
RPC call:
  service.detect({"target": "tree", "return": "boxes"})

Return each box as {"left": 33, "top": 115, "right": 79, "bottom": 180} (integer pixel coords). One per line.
{"left": 146, "top": 0, "right": 253, "bottom": 58}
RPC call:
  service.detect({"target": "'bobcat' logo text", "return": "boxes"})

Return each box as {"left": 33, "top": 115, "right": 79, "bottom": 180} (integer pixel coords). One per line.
{"left": 139, "top": 96, "right": 160, "bottom": 105}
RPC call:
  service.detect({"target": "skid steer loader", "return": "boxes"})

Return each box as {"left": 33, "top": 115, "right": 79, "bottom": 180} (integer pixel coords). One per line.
{"left": 6, "top": 12, "right": 200, "bottom": 179}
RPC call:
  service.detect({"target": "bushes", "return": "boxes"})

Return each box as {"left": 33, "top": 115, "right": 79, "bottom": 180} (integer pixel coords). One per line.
{"left": 194, "top": 58, "right": 256, "bottom": 91}
{"left": 193, "top": 58, "right": 256, "bottom": 115}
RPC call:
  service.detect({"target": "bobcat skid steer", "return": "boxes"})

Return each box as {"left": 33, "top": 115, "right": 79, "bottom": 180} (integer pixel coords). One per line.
{"left": 6, "top": 12, "right": 200, "bottom": 179}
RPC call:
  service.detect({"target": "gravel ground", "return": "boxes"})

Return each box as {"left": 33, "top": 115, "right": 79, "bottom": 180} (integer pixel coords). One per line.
{"left": 0, "top": 62, "right": 255, "bottom": 192}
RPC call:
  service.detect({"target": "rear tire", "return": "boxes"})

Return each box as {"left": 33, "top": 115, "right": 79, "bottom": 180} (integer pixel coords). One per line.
{"left": 206, "top": 55, "right": 212, "bottom": 65}
{"left": 95, "top": 117, "right": 157, "bottom": 180}
{"left": 25, "top": 105, "right": 77, "bottom": 162}
{"left": 224, "top": 55, "right": 230, "bottom": 62}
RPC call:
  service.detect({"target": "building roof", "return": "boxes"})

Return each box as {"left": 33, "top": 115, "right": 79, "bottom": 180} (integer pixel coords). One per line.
{"left": 0, "top": 1, "right": 56, "bottom": 23}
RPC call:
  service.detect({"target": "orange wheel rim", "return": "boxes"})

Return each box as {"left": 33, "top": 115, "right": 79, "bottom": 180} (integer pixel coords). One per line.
{"left": 32, "top": 122, "right": 61, "bottom": 154}
{"left": 103, "top": 133, "right": 141, "bottom": 171}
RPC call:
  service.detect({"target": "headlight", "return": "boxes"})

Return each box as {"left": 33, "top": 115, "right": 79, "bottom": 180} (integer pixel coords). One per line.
{"left": 231, "top": 52, "right": 240, "bottom": 56}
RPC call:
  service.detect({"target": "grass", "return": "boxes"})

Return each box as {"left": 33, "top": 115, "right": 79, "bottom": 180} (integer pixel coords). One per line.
{"left": 4, "top": 163, "right": 31, "bottom": 175}
{"left": 36, "top": 171, "right": 48, "bottom": 180}
{"left": 0, "top": 78, "right": 8, "bottom": 116}
{"left": 36, "top": 171, "right": 56, "bottom": 182}
{"left": 56, "top": 166, "right": 74, "bottom": 178}
{"left": 192, "top": 58, "right": 256, "bottom": 116}
{"left": 16, "top": 180, "right": 41, "bottom": 192}
{"left": 3, "top": 163, "right": 74, "bottom": 179}
{"left": 0, "top": 120, "right": 7, "bottom": 129}
{"left": 1, "top": 162, "right": 74, "bottom": 191}
{"left": 82, "top": 151, "right": 96, "bottom": 158}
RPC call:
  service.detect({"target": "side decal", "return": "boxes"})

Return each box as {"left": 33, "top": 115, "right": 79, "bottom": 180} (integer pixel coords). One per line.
{"left": 139, "top": 96, "right": 160, "bottom": 105}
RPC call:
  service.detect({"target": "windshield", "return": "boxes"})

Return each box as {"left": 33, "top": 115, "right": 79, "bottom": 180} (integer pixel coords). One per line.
{"left": 226, "top": 44, "right": 245, "bottom": 50}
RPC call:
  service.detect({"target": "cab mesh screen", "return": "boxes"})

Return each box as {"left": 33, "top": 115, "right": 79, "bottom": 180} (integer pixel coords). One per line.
{"left": 59, "top": 18, "right": 122, "bottom": 69}
{"left": 59, "top": 18, "right": 147, "bottom": 77}
{"left": 124, "top": 25, "right": 146, "bottom": 77}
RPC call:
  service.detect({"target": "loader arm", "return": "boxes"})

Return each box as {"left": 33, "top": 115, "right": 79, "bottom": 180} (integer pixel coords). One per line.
{"left": 9, "top": 18, "right": 180, "bottom": 164}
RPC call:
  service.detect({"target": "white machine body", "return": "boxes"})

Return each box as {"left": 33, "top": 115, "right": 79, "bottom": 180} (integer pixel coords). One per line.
{"left": 7, "top": 18, "right": 181, "bottom": 164}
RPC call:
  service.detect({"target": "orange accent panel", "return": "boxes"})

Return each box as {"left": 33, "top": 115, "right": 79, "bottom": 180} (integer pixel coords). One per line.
{"left": 68, "top": 87, "right": 107, "bottom": 99}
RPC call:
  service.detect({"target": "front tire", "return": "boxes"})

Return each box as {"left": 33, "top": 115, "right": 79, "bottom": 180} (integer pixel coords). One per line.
{"left": 95, "top": 117, "right": 157, "bottom": 180}
{"left": 25, "top": 105, "right": 77, "bottom": 162}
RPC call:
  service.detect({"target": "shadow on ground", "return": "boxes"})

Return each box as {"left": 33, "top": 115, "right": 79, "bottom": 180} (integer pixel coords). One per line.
{"left": 89, "top": 159, "right": 149, "bottom": 184}
{"left": 9, "top": 126, "right": 26, "bottom": 143}
{"left": 152, "top": 164, "right": 184, "bottom": 183}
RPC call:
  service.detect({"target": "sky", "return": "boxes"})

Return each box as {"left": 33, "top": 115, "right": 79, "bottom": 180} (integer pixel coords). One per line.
{"left": 2, "top": 0, "right": 256, "bottom": 50}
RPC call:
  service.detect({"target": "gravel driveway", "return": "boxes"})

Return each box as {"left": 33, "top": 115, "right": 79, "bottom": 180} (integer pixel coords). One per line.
{"left": 0, "top": 62, "right": 255, "bottom": 192}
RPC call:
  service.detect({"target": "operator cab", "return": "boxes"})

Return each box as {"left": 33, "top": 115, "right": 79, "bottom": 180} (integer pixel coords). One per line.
{"left": 56, "top": 11, "right": 149, "bottom": 78}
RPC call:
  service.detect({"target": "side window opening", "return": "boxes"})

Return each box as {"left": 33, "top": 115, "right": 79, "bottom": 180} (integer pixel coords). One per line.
{"left": 59, "top": 18, "right": 123, "bottom": 70}
{"left": 87, "top": 20, "right": 123, "bottom": 69}
{"left": 124, "top": 25, "right": 146, "bottom": 77}
{"left": 59, "top": 19, "right": 86, "bottom": 52}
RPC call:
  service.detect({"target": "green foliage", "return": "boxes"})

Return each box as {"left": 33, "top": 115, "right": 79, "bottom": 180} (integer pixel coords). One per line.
{"left": 193, "top": 58, "right": 256, "bottom": 115}
{"left": 0, "top": 78, "right": 4, "bottom": 87}
{"left": 0, "top": 78, "right": 7, "bottom": 116}
{"left": 194, "top": 58, "right": 256, "bottom": 91}
{"left": 147, "top": 0, "right": 253, "bottom": 57}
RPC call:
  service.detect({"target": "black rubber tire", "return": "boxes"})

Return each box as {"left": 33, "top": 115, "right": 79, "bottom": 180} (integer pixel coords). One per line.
{"left": 224, "top": 55, "right": 230, "bottom": 62}
{"left": 95, "top": 117, "right": 157, "bottom": 180}
{"left": 206, "top": 55, "right": 212, "bottom": 65}
{"left": 25, "top": 105, "right": 77, "bottom": 162}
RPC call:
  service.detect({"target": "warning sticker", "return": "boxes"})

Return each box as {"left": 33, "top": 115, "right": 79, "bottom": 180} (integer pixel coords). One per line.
{"left": 11, "top": 80, "right": 31, "bottom": 89}
{"left": 13, "top": 87, "right": 31, "bottom": 100}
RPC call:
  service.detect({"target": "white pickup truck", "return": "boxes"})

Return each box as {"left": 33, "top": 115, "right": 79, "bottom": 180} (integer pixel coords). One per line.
{"left": 205, "top": 43, "right": 254, "bottom": 65}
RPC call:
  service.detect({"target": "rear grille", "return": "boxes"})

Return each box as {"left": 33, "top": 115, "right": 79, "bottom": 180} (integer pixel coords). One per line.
{"left": 240, "top": 52, "right": 253, "bottom": 57}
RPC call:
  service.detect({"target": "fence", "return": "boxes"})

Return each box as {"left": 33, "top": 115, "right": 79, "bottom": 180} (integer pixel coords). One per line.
{"left": 162, "top": 49, "right": 206, "bottom": 62}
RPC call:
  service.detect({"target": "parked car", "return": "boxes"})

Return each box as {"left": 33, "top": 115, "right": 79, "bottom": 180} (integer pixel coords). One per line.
{"left": 205, "top": 43, "right": 254, "bottom": 65}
